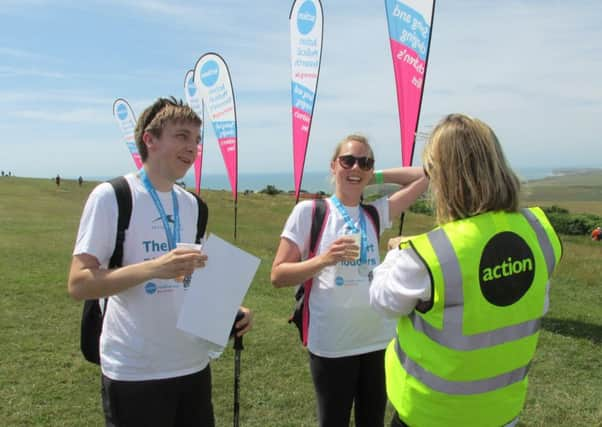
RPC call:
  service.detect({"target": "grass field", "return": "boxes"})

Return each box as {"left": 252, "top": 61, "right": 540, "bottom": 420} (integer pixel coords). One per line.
{"left": 522, "top": 170, "right": 602, "bottom": 215}
{"left": 1, "top": 175, "right": 601, "bottom": 426}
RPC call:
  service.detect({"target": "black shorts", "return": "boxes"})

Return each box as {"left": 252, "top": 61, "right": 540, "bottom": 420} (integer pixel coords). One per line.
{"left": 101, "top": 365, "right": 214, "bottom": 427}
{"left": 309, "top": 349, "right": 387, "bottom": 427}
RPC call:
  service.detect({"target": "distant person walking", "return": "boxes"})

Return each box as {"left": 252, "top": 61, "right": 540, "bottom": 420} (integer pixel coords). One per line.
{"left": 78, "top": 176, "right": 83, "bottom": 187}
{"left": 55, "top": 174, "right": 61, "bottom": 188}
{"left": 592, "top": 226, "right": 602, "bottom": 241}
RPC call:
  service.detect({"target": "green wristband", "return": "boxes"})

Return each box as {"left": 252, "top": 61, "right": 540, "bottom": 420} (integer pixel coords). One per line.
{"left": 374, "top": 170, "right": 384, "bottom": 185}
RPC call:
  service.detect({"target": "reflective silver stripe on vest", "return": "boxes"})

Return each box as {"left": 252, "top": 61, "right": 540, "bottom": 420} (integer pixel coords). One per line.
{"left": 520, "top": 208, "right": 557, "bottom": 276}
{"left": 410, "top": 311, "right": 541, "bottom": 351}
{"left": 395, "top": 338, "right": 530, "bottom": 395}
{"left": 409, "top": 213, "right": 552, "bottom": 350}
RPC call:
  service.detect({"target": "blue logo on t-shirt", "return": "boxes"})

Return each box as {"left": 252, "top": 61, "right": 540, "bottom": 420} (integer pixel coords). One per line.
{"left": 145, "top": 282, "right": 157, "bottom": 294}
{"left": 335, "top": 276, "right": 345, "bottom": 287}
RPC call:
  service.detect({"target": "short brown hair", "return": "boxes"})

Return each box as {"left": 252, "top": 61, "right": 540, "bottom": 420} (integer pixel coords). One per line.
{"left": 423, "top": 114, "right": 520, "bottom": 224}
{"left": 134, "top": 97, "right": 201, "bottom": 162}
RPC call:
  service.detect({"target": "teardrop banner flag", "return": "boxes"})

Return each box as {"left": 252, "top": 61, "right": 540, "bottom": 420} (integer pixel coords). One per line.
{"left": 385, "top": 0, "right": 435, "bottom": 166}
{"left": 112, "top": 98, "right": 142, "bottom": 169}
{"left": 193, "top": 53, "right": 239, "bottom": 238}
{"left": 184, "top": 69, "right": 205, "bottom": 195}
{"left": 290, "top": 0, "right": 323, "bottom": 202}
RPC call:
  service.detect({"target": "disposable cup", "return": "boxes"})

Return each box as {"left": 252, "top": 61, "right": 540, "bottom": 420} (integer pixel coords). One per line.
{"left": 176, "top": 242, "right": 202, "bottom": 252}
{"left": 175, "top": 243, "right": 202, "bottom": 282}
{"left": 345, "top": 232, "right": 361, "bottom": 260}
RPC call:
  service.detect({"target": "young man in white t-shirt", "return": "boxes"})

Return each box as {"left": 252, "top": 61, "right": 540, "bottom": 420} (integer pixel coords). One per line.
{"left": 68, "top": 97, "right": 253, "bottom": 426}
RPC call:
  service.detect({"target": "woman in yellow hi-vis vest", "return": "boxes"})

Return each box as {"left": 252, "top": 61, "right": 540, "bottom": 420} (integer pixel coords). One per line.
{"left": 370, "top": 114, "right": 562, "bottom": 427}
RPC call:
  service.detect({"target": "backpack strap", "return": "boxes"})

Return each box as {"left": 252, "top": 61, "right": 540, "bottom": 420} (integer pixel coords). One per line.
{"left": 100, "top": 176, "right": 132, "bottom": 317}
{"left": 310, "top": 198, "right": 329, "bottom": 255}
{"left": 189, "top": 192, "right": 208, "bottom": 244}
{"left": 300, "top": 198, "right": 330, "bottom": 346}
{"left": 108, "top": 176, "right": 132, "bottom": 269}
{"left": 360, "top": 203, "right": 380, "bottom": 243}
{"left": 106, "top": 181, "right": 208, "bottom": 266}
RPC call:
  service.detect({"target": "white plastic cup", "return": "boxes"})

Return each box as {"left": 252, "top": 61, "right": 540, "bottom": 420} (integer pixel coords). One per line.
{"left": 176, "top": 242, "right": 202, "bottom": 252}
{"left": 345, "top": 232, "right": 361, "bottom": 260}
{"left": 175, "top": 243, "right": 202, "bottom": 283}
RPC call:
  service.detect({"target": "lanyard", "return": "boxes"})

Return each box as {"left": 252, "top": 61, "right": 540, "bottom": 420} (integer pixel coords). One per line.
{"left": 139, "top": 169, "right": 180, "bottom": 250}
{"left": 331, "top": 196, "right": 367, "bottom": 264}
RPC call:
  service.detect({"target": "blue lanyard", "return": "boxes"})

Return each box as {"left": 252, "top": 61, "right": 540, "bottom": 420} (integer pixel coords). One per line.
{"left": 140, "top": 169, "right": 180, "bottom": 250}
{"left": 331, "top": 196, "right": 367, "bottom": 264}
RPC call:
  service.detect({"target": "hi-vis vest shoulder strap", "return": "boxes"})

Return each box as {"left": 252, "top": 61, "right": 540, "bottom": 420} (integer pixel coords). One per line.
{"left": 386, "top": 208, "right": 562, "bottom": 427}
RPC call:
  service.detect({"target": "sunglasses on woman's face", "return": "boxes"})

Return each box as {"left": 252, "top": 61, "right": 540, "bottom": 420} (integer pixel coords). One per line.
{"left": 337, "top": 155, "right": 375, "bottom": 171}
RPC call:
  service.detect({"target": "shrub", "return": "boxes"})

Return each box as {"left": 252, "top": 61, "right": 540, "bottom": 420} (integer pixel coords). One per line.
{"left": 259, "top": 184, "right": 282, "bottom": 195}
{"left": 542, "top": 206, "right": 602, "bottom": 235}
{"left": 544, "top": 205, "right": 569, "bottom": 215}
{"left": 410, "top": 198, "right": 434, "bottom": 216}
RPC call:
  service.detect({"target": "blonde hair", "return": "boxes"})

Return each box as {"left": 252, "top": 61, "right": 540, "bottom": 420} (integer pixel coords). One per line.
{"left": 135, "top": 97, "right": 201, "bottom": 162}
{"left": 423, "top": 114, "right": 520, "bottom": 224}
{"left": 330, "top": 134, "right": 375, "bottom": 162}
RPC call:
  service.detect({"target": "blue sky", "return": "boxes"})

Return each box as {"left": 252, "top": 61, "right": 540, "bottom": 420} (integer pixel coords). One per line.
{"left": 1, "top": 0, "right": 601, "bottom": 181}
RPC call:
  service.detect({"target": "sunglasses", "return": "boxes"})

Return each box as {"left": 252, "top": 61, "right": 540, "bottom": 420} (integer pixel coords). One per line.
{"left": 338, "top": 155, "right": 375, "bottom": 171}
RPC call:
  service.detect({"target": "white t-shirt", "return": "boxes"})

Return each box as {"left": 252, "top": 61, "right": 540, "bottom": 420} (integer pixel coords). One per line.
{"left": 281, "top": 197, "right": 397, "bottom": 357}
{"left": 73, "top": 173, "right": 211, "bottom": 381}
{"left": 369, "top": 246, "right": 432, "bottom": 318}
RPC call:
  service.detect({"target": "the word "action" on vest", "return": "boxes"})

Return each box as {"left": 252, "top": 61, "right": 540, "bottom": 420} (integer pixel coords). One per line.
{"left": 481, "top": 257, "right": 533, "bottom": 282}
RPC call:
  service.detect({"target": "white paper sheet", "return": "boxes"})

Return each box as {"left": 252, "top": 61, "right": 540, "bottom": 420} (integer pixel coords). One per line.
{"left": 177, "top": 233, "right": 260, "bottom": 347}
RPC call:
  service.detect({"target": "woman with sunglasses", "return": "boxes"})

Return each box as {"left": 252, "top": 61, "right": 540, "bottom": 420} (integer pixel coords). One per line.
{"left": 271, "top": 134, "right": 428, "bottom": 427}
{"left": 370, "top": 114, "right": 562, "bottom": 427}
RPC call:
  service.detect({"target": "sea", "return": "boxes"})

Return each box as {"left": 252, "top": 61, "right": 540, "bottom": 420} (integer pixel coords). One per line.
{"left": 84, "top": 166, "right": 576, "bottom": 193}
{"left": 185, "top": 166, "right": 560, "bottom": 193}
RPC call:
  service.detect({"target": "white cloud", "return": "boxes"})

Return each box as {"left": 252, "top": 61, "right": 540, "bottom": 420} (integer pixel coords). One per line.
{"left": 0, "top": 90, "right": 114, "bottom": 105}
{"left": 10, "top": 108, "right": 113, "bottom": 124}
{"left": 0, "top": 47, "right": 47, "bottom": 60}
{"left": 1, "top": 0, "right": 601, "bottom": 179}
{"left": 0, "top": 66, "right": 65, "bottom": 79}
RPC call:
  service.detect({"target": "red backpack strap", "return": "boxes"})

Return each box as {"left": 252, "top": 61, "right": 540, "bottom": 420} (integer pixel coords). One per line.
{"left": 301, "top": 198, "right": 329, "bottom": 346}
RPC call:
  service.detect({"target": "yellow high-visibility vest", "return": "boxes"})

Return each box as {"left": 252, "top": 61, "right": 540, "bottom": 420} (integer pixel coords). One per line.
{"left": 386, "top": 208, "right": 562, "bottom": 427}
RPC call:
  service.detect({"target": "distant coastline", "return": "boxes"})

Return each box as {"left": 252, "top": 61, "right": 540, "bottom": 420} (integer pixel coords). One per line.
{"left": 80, "top": 171, "right": 336, "bottom": 193}
{"left": 550, "top": 167, "right": 602, "bottom": 176}
{"left": 18, "top": 167, "right": 602, "bottom": 193}
{"left": 522, "top": 167, "right": 602, "bottom": 183}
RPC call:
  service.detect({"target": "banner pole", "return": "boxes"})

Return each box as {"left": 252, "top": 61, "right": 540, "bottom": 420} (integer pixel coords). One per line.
{"left": 193, "top": 52, "right": 238, "bottom": 239}
{"left": 234, "top": 200, "right": 238, "bottom": 241}
{"left": 408, "top": 0, "right": 437, "bottom": 169}
{"left": 384, "top": 0, "right": 436, "bottom": 235}
{"left": 290, "top": 0, "right": 324, "bottom": 204}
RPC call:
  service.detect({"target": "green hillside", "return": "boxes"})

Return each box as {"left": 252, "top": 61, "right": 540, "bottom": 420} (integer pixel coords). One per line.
{"left": 0, "top": 176, "right": 600, "bottom": 426}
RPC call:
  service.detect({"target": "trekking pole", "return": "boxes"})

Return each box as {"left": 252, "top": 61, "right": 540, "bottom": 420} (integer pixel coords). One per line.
{"left": 230, "top": 310, "right": 245, "bottom": 427}
{"left": 233, "top": 334, "right": 243, "bottom": 427}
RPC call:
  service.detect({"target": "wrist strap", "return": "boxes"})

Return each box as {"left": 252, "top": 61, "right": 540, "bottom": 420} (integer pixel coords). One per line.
{"left": 374, "top": 170, "right": 384, "bottom": 185}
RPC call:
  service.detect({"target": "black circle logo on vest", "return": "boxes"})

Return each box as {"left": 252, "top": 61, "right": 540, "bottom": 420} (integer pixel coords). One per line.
{"left": 479, "top": 232, "right": 535, "bottom": 306}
